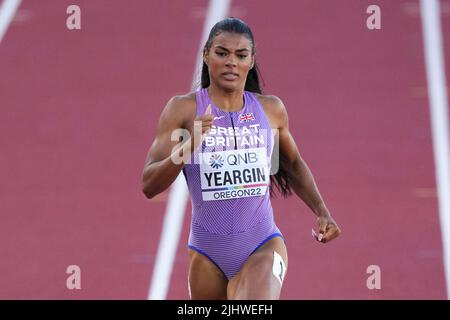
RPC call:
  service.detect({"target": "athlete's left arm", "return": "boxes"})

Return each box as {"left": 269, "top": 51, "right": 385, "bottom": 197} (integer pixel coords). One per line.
{"left": 263, "top": 95, "right": 341, "bottom": 243}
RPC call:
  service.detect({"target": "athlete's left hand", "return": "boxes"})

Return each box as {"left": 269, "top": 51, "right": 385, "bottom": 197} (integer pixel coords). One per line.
{"left": 312, "top": 213, "right": 341, "bottom": 243}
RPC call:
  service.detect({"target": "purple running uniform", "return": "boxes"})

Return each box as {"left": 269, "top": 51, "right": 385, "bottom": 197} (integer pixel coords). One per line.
{"left": 182, "top": 88, "right": 284, "bottom": 279}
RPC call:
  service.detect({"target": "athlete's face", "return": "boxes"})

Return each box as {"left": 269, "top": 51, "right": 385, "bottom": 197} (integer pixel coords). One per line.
{"left": 204, "top": 32, "right": 255, "bottom": 92}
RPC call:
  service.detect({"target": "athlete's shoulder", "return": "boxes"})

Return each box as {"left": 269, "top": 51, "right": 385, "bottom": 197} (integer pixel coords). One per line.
{"left": 160, "top": 92, "right": 197, "bottom": 128}
{"left": 253, "top": 93, "right": 288, "bottom": 127}
{"left": 166, "top": 91, "right": 197, "bottom": 109}
{"left": 253, "top": 93, "right": 282, "bottom": 104}
{"left": 253, "top": 93, "right": 286, "bottom": 111}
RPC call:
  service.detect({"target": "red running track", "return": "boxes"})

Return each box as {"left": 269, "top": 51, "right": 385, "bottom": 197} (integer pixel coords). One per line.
{"left": 0, "top": 0, "right": 448, "bottom": 299}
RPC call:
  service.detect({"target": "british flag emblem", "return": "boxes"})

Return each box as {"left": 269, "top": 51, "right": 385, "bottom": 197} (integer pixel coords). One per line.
{"left": 238, "top": 112, "right": 255, "bottom": 123}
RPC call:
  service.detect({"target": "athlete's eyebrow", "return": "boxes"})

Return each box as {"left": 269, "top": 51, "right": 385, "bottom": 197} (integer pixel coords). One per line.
{"left": 214, "top": 45, "right": 250, "bottom": 53}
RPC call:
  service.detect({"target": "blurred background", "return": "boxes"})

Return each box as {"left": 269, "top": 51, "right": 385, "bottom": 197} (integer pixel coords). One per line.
{"left": 0, "top": 0, "right": 449, "bottom": 299}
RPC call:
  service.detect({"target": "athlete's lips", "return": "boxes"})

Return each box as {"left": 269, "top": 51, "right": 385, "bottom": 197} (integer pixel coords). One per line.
{"left": 222, "top": 72, "right": 239, "bottom": 81}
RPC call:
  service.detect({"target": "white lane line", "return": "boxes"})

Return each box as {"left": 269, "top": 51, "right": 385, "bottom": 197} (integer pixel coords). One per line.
{"left": 147, "top": 0, "right": 231, "bottom": 300}
{"left": 0, "top": 0, "right": 22, "bottom": 44}
{"left": 420, "top": 0, "right": 450, "bottom": 299}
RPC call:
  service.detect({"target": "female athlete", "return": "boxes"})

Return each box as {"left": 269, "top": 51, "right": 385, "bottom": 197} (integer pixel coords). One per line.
{"left": 142, "top": 17, "right": 341, "bottom": 300}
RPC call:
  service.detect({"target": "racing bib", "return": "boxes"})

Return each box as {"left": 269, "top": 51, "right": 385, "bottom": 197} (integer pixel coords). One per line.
{"left": 199, "top": 147, "right": 270, "bottom": 201}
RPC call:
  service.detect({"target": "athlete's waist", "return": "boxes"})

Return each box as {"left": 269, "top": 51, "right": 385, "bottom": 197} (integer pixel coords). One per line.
{"left": 190, "top": 206, "right": 276, "bottom": 236}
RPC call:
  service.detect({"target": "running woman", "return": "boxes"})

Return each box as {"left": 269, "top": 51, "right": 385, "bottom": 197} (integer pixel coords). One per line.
{"left": 142, "top": 18, "right": 341, "bottom": 300}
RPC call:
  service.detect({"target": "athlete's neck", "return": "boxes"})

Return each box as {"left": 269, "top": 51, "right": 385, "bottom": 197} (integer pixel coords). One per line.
{"left": 207, "top": 85, "right": 244, "bottom": 112}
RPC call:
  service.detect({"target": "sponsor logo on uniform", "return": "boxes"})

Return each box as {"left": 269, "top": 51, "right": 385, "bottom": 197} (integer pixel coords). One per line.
{"left": 209, "top": 154, "right": 224, "bottom": 169}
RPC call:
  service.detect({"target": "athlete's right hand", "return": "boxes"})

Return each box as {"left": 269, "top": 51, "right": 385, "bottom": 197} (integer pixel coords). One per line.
{"left": 194, "top": 104, "right": 214, "bottom": 137}
{"left": 187, "top": 104, "right": 214, "bottom": 152}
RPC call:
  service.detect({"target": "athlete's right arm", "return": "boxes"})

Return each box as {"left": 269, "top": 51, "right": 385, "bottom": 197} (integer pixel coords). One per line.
{"left": 141, "top": 96, "right": 194, "bottom": 199}
{"left": 141, "top": 96, "right": 213, "bottom": 199}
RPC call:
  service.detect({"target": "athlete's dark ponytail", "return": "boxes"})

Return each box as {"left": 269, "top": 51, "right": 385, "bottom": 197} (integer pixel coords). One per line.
{"left": 200, "top": 17, "right": 293, "bottom": 198}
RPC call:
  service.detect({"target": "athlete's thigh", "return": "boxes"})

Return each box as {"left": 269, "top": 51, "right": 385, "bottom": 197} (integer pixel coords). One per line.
{"left": 227, "top": 237, "right": 288, "bottom": 300}
{"left": 188, "top": 249, "right": 228, "bottom": 300}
